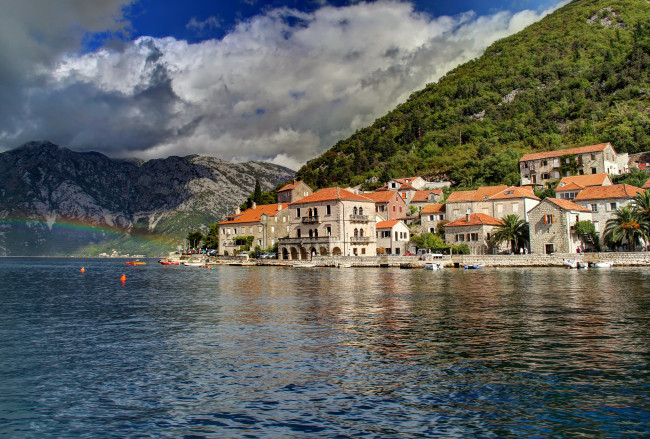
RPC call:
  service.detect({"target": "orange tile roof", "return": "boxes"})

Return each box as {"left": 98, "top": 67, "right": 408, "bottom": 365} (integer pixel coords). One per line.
{"left": 219, "top": 203, "right": 287, "bottom": 225}
{"left": 363, "top": 191, "right": 401, "bottom": 203}
{"left": 420, "top": 204, "right": 445, "bottom": 214}
{"left": 411, "top": 190, "right": 443, "bottom": 202}
{"left": 278, "top": 180, "right": 303, "bottom": 192}
{"left": 290, "top": 187, "right": 372, "bottom": 205}
{"left": 489, "top": 186, "right": 539, "bottom": 200}
{"left": 556, "top": 173, "right": 609, "bottom": 190}
{"left": 573, "top": 184, "right": 644, "bottom": 201}
{"left": 519, "top": 143, "right": 610, "bottom": 162}
{"left": 546, "top": 198, "right": 591, "bottom": 212}
{"left": 445, "top": 213, "right": 504, "bottom": 227}
{"left": 446, "top": 185, "right": 509, "bottom": 203}
{"left": 555, "top": 182, "right": 584, "bottom": 192}
{"left": 399, "top": 183, "right": 417, "bottom": 190}
{"left": 376, "top": 220, "right": 401, "bottom": 229}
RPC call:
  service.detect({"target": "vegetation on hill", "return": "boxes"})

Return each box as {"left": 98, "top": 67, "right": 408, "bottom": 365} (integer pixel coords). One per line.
{"left": 295, "top": 0, "right": 650, "bottom": 191}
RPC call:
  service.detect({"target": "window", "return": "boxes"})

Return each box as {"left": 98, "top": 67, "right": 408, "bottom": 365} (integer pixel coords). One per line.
{"left": 297, "top": 229, "right": 301, "bottom": 238}
{"left": 456, "top": 234, "right": 465, "bottom": 242}
{"left": 591, "top": 167, "right": 597, "bottom": 174}
{"left": 361, "top": 248, "right": 366, "bottom": 255}
{"left": 395, "top": 231, "right": 398, "bottom": 240}
{"left": 591, "top": 154, "right": 596, "bottom": 160}
{"left": 359, "top": 207, "right": 363, "bottom": 216}
{"left": 590, "top": 204, "right": 598, "bottom": 212}
{"left": 395, "top": 248, "right": 400, "bottom": 255}
{"left": 327, "top": 226, "right": 331, "bottom": 236}
{"left": 470, "top": 233, "right": 479, "bottom": 241}
{"left": 359, "top": 229, "right": 364, "bottom": 237}
{"left": 505, "top": 190, "right": 514, "bottom": 195}
{"left": 553, "top": 159, "right": 560, "bottom": 167}
{"left": 271, "top": 226, "right": 275, "bottom": 232}
{"left": 429, "top": 215, "right": 434, "bottom": 221}
{"left": 524, "top": 163, "right": 529, "bottom": 169}
{"left": 314, "top": 229, "right": 318, "bottom": 237}
{"left": 296, "top": 208, "right": 300, "bottom": 218}
{"left": 542, "top": 173, "right": 549, "bottom": 180}
{"left": 543, "top": 214, "right": 554, "bottom": 225}
{"left": 542, "top": 160, "right": 548, "bottom": 166}
{"left": 606, "top": 202, "right": 617, "bottom": 211}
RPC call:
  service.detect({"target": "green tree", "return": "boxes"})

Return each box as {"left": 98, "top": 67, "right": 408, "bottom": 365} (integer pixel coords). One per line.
{"left": 603, "top": 205, "right": 647, "bottom": 251}
{"left": 490, "top": 214, "right": 529, "bottom": 253}
{"left": 204, "top": 223, "right": 219, "bottom": 249}
{"left": 410, "top": 232, "right": 445, "bottom": 252}
{"left": 253, "top": 179, "right": 263, "bottom": 205}
{"left": 573, "top": 220, "right": 601, "bottom": 252}
{"left": 187, "top": 231, "right": 204, "bottom": 250}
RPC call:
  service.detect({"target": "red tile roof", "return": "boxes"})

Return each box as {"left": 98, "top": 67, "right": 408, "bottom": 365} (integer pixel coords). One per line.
{"left": 446, "top": 185, "right": 509, "bottom": 203}
{"left": 420, "top": 204, "right": 445, "bottom": 214}
{"left": 489, "top": 186, "right": 539, "bottom": 200}
{"left": 445, "top": 213, "right": 504, "bottom": 227}
{"left": 411, "top": 189, "right": 443, "bottom": 202}
{"left": 290, "top": 187, "right": 372, "bottom": 205}
{"left": 278, "top": 180, "right": 302, "bottom": 192}
{"left": 555, "top": 173, "right": 610, "bottom": 191}
{"left": 546, "top": 198, "right": 591, "bottom": 212}
{"left": 219, "top": 203, "right": 287, "bottom": 225}
{"left": 376, "top": 220, "right": 401, "bottom": 229}
{"left": 573, "top": 184, "right": 644, "bottom": 201}
{"left": 520, "top": 143, "right": 610, "bottom": 162}
{"left": 363, "top": 191, "right": 401, "bottom": 203}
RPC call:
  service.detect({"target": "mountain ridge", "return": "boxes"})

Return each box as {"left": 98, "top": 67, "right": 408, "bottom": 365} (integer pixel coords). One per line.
{"left": 0, "top": 141, "right": 294, "bottom": 256}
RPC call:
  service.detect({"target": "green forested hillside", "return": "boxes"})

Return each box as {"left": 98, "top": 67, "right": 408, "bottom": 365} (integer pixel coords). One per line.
{"left": 296, "top": 0, "right": 650, "bottom": 190}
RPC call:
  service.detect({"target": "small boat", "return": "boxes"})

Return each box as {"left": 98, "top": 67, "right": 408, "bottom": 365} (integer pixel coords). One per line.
{"left": 464, "top": 264, "right": 484, "bottom": 269}
{"left": 423, "top": 262, "right": 442, "bottom": 270}
{"left": 423, "top": 253, "right": 444, "bottom": 270}
{"left": 126, "top": 260, "right": 146, "bottom": 266}
{"left": 592, "top": 261, "right": 614, "bottom": 268}
{"left": 577, "top": 261, "right": 589, "bottom": 269}
{"left": 337, "top": 263, "right": 353, "bottom": 268}
{"left": 183, "top": 261, "right": 205, "bottom": 267}
{"left": 160, "top": 261, "right": 180, "bottom": 266}
{"left": 293, "top": 262, "right": 317, "bottom": 268}
{"left": 563, "top": 259, "right": 578, "bottom": 269}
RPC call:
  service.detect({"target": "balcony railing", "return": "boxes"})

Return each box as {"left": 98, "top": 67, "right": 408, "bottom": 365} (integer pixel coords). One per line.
{"left": 349, "top": 214, "right": 370, "bottom": 222}
{"left": 279, "top": 236, "right": 336, "bottom": 245}
{"left": 350, "top": 236, "right": 371, "bottom": 242}
{"left": 301, "top": 215, "right": 320, "bottom": 224}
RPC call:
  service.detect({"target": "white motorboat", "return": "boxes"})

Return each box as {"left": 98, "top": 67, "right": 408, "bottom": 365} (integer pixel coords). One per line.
{"left": 592, "top": 261, "right": 614, "bottom": 268}
{"left": 423, "top": 253, "right": 445, "bottom": 270}
{"left": 563, "top": 259, "right": 578, "bottom": 268}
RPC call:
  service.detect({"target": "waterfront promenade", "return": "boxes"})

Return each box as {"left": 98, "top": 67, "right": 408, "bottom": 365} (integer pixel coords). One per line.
{"left": 212, "top": 252, "right": 650, "bottom": 268}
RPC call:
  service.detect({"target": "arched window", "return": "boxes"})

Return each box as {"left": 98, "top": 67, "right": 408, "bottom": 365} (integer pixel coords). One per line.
{"left": 314, "top": 229, "right": 318, "bottom": 237}
{"left": 354, "top": 228, "right": 358, "bottom": 237}
{"left": 314, "top": 208, "right": 318, "bottom": 217}
{"left": 359, "top": 207, "right": 363, "bottom": 216}
{"left": 353, "top": 207, "right": 358, "bottom": 215}
{"left": 359, "top": 229, "right": 364, "bottom": 237}
{"left": 309, "top": 229, "right": 313, "bottom": 238}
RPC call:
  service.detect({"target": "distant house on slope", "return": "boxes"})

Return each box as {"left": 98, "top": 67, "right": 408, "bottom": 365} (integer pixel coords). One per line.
{"left": 277, "top": 180, "right": 313, "bottom": 204}
{"left": 554, "top": 173, "right": 612, "bottom": 201}
{"left": 519, "top": 143, "right": 628, "bottom": 186}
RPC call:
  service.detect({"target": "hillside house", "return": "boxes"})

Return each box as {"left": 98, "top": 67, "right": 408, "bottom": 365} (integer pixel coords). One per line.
{"left": 573, "top": 184, "right": 644, "bottom": 241}
{"left": 444, "top": 213, "right": 505, "bottom": 255}
{"left": 218, "top": 203, "right": 290, "bottom": 255}
{"left": 278, "top": 188, "right": 377, "bottom": 259}
{"left": 362, "top": 191, "right": 407, "bottom": 221}
{"left": 376, "top": 220, "right": 410, "bottom": 255}
{"left": 409, "top": 190, "right": 444, "bottom": 209}
{"left": 519, "top": 143, "right": 628, "bottom": 186}
{"left": 420, "top": 204, "right": 446, "bottom": 234}
{"left": 554, "top": 173, "right": 612, "bottom": 200}
{"left": 277, "top": 180, "right": 313, "bottom": 204}
{"left": 527, "top": 198, "right": 592, "bottom": 254}
{"left": 445, "top": 185, "right": 508, "bottom": 223}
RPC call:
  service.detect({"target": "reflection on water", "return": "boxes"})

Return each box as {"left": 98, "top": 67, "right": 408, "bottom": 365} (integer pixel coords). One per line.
{"left": 1, "top": 259, "right": 649, "bottom": 437}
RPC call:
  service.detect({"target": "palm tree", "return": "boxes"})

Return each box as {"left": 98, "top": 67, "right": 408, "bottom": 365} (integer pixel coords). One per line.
{"left": 632, "top": 189, "right": 650, "bottom": 236}
{"left": 603, "top": 205, "right": 648, "bottom": 252}
{"left": 490, "top": 214, "right": 529, "bottom": 253}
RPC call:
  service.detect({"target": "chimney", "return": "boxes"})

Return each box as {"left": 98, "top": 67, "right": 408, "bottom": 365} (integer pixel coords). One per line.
{"left": 466, "top": 208, "right": 472, "bottom": 222}
{"left": 278, "top": 203, "right": 282, "bottom": 211}
{"left": 252, "top": 202, "right": 257, "bottom": 209}
{"left": 235, "top": 206, "right": 241, "bottom": 215}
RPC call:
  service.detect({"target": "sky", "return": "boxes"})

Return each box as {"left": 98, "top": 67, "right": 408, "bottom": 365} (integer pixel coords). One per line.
{"left": 0, "top": 0, "right": 570, "bottom": 170}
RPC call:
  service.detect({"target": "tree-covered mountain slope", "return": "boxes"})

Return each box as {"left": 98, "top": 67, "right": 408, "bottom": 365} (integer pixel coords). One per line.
{"left": 296, "top": 0, "right": 650, "bottom": 190}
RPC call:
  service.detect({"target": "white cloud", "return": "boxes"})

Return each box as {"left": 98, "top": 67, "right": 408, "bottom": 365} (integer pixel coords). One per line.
{"left": 0, "top": 0, "right": 568, "bottom": 169}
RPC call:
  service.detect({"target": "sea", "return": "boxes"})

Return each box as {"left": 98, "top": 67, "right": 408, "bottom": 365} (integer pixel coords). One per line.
{"left": 1, "top": 257, "right": 649, "bottom": 438}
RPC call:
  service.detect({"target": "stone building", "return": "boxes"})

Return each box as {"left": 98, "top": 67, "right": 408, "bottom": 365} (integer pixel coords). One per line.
{"left": 420, "top": 204, "right": 446, "bottom": 233}
{"left": 409, "top": 190, "right": 444, "bottom": 210}
{"left": 278, "top": 187, "right": 377, "bottom": 259}
{"left": 519, "top": 142, "right": 628, "bottom": 186}
{"left": 277, "top": 180, "right": 313, "bottom": 204}
{"left": 362, "top": 191, "right": 407, "bottom": 221}
{"left": 376, "top": 220, "right": 410, "bottom": 255}
{"left": 218, "top": 203, "right": 290, "bottom": 255}
{"left": 444, "top": 213, "right": 504, "bottom": 255}
{"left": 445, "top": 185, "right": 508, "bottom": 222}
{"left": 554, "top": 173, "right": 612, "bottom": 200}
{"left": 527, "top": 198, "right": 592, "bottom": 254}
{"left": 573, "top": 184, "right": 644, "bottom": 239}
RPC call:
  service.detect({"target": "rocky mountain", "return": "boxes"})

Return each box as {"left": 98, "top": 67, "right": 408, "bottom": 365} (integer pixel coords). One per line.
{"left": 0, "top": 141, "right": 294, "bottom": 256}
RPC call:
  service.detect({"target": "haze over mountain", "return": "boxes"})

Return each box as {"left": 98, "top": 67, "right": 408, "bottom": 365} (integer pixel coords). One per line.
{"left": 296, "top": 0, "right": 650, "bottom": 190}
{"left": 0, "top": 141, "right": 293, "bottom": 256}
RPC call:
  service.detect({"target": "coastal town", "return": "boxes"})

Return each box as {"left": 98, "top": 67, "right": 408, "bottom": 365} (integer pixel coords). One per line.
{"left": 205, "top": 142, "right": 650, "bottom": 267}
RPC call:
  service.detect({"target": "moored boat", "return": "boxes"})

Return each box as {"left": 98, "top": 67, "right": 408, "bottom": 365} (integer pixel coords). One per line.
{"left": 293, "top": 262, "right": 317, "bottom": 268}
{"left": 592, "top": 261, "right": 614, "bottom": 268}
{"left": 563, "top": 259, "right": 578, "bottom": 268}
{"left": 126, "top": 260, "right": 146, "bottom": 266}
{"left": 464, "top": 264, "right": 484, "bottom": 269}
{"left": 423, "top": 253, "right": 444, "bottom": 270}
{"left": 183, "top": 261, "right": 205, "bottom": 267}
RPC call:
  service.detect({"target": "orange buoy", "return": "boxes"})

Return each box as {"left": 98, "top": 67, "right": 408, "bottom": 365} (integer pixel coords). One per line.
{"left": 120, "top": 274, "right": 127, "bottom": 282}
{"left": 80, "top": 267, "right": 85, "bottom": 273}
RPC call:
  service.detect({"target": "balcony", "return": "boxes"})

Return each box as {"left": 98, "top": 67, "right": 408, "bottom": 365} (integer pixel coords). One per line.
{"left": 349, "top": 214, "right": 370, "bottom": 222}
{"left": 350, "top": 236, "right": 371, "bottom": 243}
{"left": 301, "top": 215, "right": 320, "bottom": 224}
{"left": 279, "top": 236, "right": 336, "bottom": 246}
